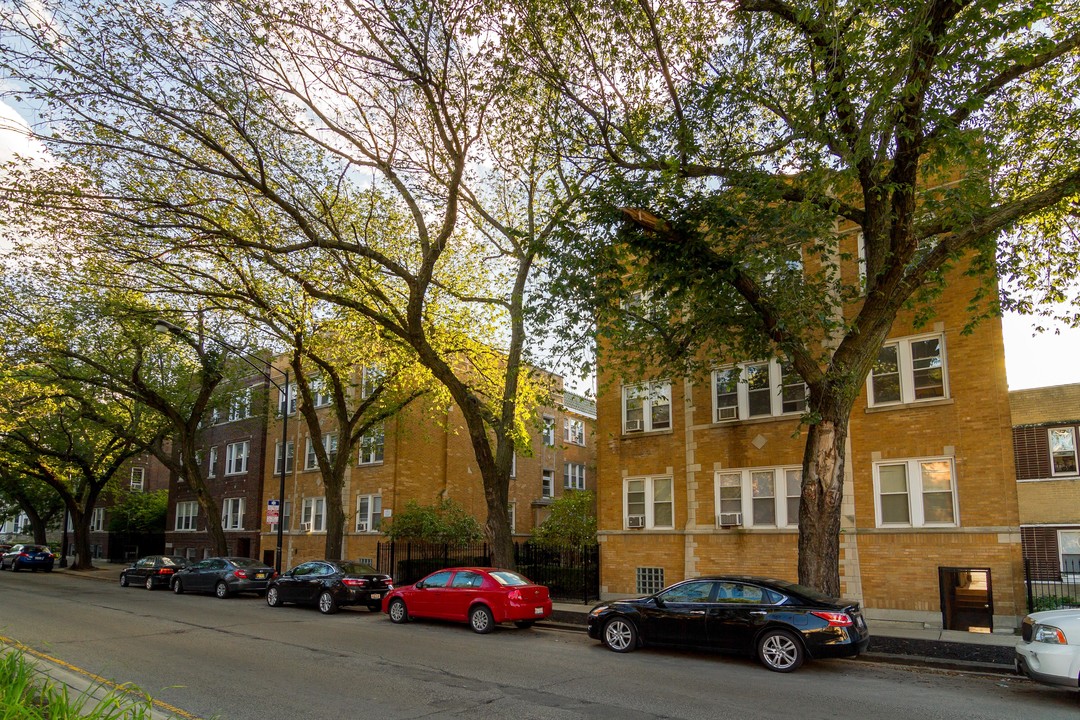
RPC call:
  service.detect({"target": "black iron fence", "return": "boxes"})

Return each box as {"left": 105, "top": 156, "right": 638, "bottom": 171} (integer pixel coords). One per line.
{"left": 1024, "top": 558, "right": 1080, "bottom": 612}
{"left": 376, "top": 540, "right": 600, "bottom": 603}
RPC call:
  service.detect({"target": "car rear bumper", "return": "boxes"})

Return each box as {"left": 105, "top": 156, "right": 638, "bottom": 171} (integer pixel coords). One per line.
{"left": 501, "top": 599, "right": 553, "bottom": 622}
{"left": 1015, "top": 644, "right": 1080, "bottom": 687}
{"left": 804, "top": 626, "right": 870, "bottom": 660}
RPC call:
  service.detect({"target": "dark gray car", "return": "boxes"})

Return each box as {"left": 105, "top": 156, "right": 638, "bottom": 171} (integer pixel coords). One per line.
{"left": 120, "top": 555, "right": 189, "bottom": 590}
{"left": 171, "top": 557, "right": 275, "bottom": 598}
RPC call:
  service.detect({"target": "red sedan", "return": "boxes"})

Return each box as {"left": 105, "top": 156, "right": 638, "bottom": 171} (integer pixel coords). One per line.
{"left": 383, "top": 567, "right": 552, "bottom": 633}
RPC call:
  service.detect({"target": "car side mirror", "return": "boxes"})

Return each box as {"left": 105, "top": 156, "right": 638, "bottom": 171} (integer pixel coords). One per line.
{"left": 653, "top": 596, "right": 665, "bottom": 608}
{"left": 415, "top": 581, "right": 425, "bottom": 589}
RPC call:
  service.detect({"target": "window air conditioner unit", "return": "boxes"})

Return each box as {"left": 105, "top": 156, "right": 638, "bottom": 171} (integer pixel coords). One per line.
{"left": 717, "top": 512, "right": 743, "bottom": 527}
{"left": 300, "top": 522, "right": 312, "bottom": 533}
{"left": 625, "top": 420, "right": 643, "bottom": 432}
{"left": 716, "top": 406, "right": 738, "bottom": 421}
{"left": 627, "top": 515, "right": 646, "bottom": 528}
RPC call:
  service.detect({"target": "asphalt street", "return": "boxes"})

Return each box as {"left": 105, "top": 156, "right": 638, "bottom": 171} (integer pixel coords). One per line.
{"left": 1, "top": 569, "right": 1077, "bottom": 720}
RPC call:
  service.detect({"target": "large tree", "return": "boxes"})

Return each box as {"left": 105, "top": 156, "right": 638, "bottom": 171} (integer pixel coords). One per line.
{"left": 513, "top": 0, "right": 1080, "bottom": 593}
{"left": 0, "top": 0, "right": 576, "bottom": 568}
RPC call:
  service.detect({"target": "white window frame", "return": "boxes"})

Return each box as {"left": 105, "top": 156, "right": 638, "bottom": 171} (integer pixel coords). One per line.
{"left": 564, "top": 417, "right": 586, "bottom": 446}
{"left": 542, "top": 469, "right": 554, "bottom": 498}
{"left": 275, "top": 441, "right": 295, "bottom": 475}
{"left": 278, "top": 382, "right": 297, "bottom": 415}
{"left": 221, "top": 497, "right": 245, "bottom": 531}
{"left": 711, "top": 360, "right": 807, "bottom": 423}
{"left": 509, "top": 502, "right": 516, "bottom": 534}
{"left": 622, "top": 382, "right": 672, "bottom": 434}
{"left": 542, "top": 415, "right": 555, "bottom": 446}
{"left": 1049, "top": 427, "right": 1079, "bottom": 477}
{"left": 175, "top": 501, "right": 198, "bottom": 531}
{"left": 279, "top": 500, "right": 291, "bottom": 534}
{"left": 868, "top": 333, "right": 949, "bottom": 407}
{"left": 227, "top": 388, "right": 252, "bottom": 422}
{"left": 90, "top": 507, "right": 105, "bottom": 532}
{"left": 225, "top": 441, "right": 249, "bottom": 475}
{"left": 359, "top": 427, "right": 385, "bottom": 465}
{"left": 623, "top": 475, "right": 674, "bottom": 529}
{"left": 305, "top": 434, "right": 338, "bottom": 470}
{"left": 355, "top": 494, "right": 383, "bottom": 533}
{"left": 565, "top": 462, "right": 586, "bottom": 490}
{"left": 207, "top": 446, "right": 218, "bottom": 478}
{"left": 872, "top": 457, "right": 958, "bottom": 528}
{"left": 130, "top": 467, "right": 145, "bottom": 492}
{"left": 1059, "top": 529, "right": 1080, "bottom": 576}
{"left": 713, "top": 466, "right": 801, "bottom": 528}
{"left": 311, "top": 378, "right": 333, "bottom": 408}
{"left": 301, "top": 496, "right": 326, "bottom": 533}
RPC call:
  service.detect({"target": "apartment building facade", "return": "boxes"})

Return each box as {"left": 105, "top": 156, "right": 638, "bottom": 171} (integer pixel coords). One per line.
{"left": 595, "top": 236, "right": 1024, "bottom": 632}
{"left": 1011, "top": 383, "right": 1080, "bottom": 581}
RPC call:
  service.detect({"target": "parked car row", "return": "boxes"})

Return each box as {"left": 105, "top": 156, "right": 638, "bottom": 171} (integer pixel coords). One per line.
{"left": 10, "top": 554, "right": 874, "bottom": 673}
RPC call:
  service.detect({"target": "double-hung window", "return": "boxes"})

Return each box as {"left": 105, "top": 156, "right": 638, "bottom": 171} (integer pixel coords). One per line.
{"left": 305, "top": 434, "right": 338, "bottom": 470}
{"left": 228, "top": 388, "right": 251, "bottom": 422}
{"left": 207, "top": 446, "right": 218, "bottom": 478}
{"left": 714, "top": 467, "right": 801, "bottom": 528}
{"left": 542, "top": 415, "right": 555, "bottom": 446}
{"left": 712, "top": 360, "right": 807, "bottom": 422}
{"left": 130, "top": 467, "right": 145, "bottom": 492}
{"left": 1059, "top": 530, "right": 1080, "bottom": 576}
{"left": 275, "top": 441, "right": 295, "bottom": 475}
{"left": 1049, "top": 428, "right": 1078, "bottom": 476}
{"left": 565, "top": 462, "right": 586, "bottom": 490}
{"left": 542, "top": 469, "right": 554, "bottom": 498}
{"left": 624, "top": 476, "right": 674, "bottom": 529}
{"left": 564, "top": 417, "right": 585, "bottom": 446}
{"left": 868, "top": 334, "right": 947, "bottom": 406}
{"left": 873, "top": 457, "right": 957, "bottom": 527}
{"left": 225, "top": 441, "right": 249, "bottom": 475}
{"left": 221, "top": 497, "right": 245, "bottom": 530}
{"left": 359, "top": 427, "right": 385, "bottom": 465}
{"left": 278, "top": 382, "right": 297, "bottom": 415}
{"left": 356, "top": 494, "right": 382, "bottom": 532}
{"left": 90, "top": 507, "right": 105, "bottom": 532}
{"left": 175, "top": 501, "right": 198, "bottom": 531}
{"left": 301, "top": 497, "right": 326, "bottom": 532}
{"left": 311, "top": 379, "right": 333, "bottom": 408}
{"left": 622, "top": 382, "right": 671, "bottom": 434}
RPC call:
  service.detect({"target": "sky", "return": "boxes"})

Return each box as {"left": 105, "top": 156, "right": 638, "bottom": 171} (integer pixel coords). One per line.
{"left": 2, "top": 96, "right": 1078, "bottom": 393}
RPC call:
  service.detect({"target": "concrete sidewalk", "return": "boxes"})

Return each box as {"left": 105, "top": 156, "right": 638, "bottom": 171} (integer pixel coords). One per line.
{"left": 546, "top": 601, "right": 1018, "bottom": 674}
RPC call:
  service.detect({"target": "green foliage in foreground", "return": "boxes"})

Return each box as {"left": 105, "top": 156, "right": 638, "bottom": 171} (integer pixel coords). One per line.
{"left": 384, "top": 498, "right": 484, "bottom": 545}
{"left": 532, "top": 491, "right": 598, "bottom": 550}
{"left": 0, "top": 649, "right": 155, "bottom": 719}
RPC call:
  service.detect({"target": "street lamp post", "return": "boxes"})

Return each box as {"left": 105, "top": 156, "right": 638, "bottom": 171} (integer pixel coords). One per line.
{"left": 154, "top": 319, "right": 291, "bottom": 575}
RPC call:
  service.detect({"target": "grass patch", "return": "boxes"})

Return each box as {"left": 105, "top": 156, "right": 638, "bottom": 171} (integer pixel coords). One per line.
{"left": 0, "top": 650, "right": 157, "bottom": 719}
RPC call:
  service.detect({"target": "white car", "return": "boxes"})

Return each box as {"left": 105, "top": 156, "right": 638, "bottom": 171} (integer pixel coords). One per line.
{"left": 1015, "top": 609, "right": 1080, "bottom": 688}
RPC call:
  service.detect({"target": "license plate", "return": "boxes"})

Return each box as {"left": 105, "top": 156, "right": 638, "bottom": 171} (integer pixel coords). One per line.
{"left": 534, "top": 607, "right": 543, "bottom": 615}
{"left": 370, "top": 593, "right": 381, "bottom": 600}
{"left": 255, "top": 573, "right": 266, "bottom": 579}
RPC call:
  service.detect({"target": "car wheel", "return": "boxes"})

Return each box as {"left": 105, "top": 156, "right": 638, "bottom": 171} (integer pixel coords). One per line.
{"left": 317, "top": 590, "right": 338, "bottom": 615}
{"left": 119, "top": 573, "right": 129, "bottom": 587}
{"left": 215, "top": 581, "right": 230, "bottom": 599}
{"left": 172, "top": 579, "right": 184, "bottom": 594}
{"left": 388, "top": 598, "right": 409, "bottom": 624}
{"left": 602, "top": 617, "right": 638, "bottom": 653}
{"left": 514, "top": 620, "right": 535, "bottom": 629}
{"left": 145, "top": 576, "right": 155, "bottom": 591}
{"left": 757, "top": 629, "right": 805, "bottom": 673}
{"left": 266, "top": 587, "right": 282, "bottom": 607}
{"left": 469, "top": 605, "right": 495, "bottom": 634}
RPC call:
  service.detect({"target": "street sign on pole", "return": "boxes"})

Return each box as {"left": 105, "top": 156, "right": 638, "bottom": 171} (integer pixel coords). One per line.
{"left": 266, "top": 499, "right": 280, "bottom": 525}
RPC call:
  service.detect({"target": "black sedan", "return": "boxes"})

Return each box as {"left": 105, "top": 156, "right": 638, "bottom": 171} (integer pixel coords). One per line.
{"left": 119, "top": 555, "right": 189, "bottom": 590}
{"left": 266, "top": 560, "right": 393, "bottom": 614}
{"left": 171, "top": 557, "right": 275, "bottom": 598}
{"left": 0, "top": 544, "right": 55, "bottom": 572}
{"left": 587, "top": 575, "right": 870, "bottom": 672}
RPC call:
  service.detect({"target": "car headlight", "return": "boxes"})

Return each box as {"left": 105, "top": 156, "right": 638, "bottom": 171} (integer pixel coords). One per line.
{"left": 1032, "top": 623, "right": 1068, "bottom": 645}
{"left": 589, "top": 605, "right": 609, "bottom": 617}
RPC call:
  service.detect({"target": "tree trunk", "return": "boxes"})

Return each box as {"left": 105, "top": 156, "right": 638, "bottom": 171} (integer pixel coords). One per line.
{"left": 324, "top": 465, "right": 346, "bottom": 560}
{"left": 485, "top": 476, "right": 515, "bottom": 570}
{"left": 181, "top": 447, "right": 227, "bottom": 555}
{"left": 20, "top": 503, "right": 48, "bottom": 545}
{"left": 796, "top": 414, "right": 849, "bottom": 597}
{"left": 67, "top": 507, "right": 95, "bottom": 570}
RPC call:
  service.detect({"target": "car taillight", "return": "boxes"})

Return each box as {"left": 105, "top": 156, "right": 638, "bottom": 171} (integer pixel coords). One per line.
{"left": 234, "top": 569, "right": 248, "bottom": 579}
{"left": 158, "top": 567, "right": 175, "bottom": 575}
{"left": 810, "top": 611, "right": 854, "bottom": 627}
{"left": 343, "top": 578, "right": 367, "bottom": 587}
{"left": 19, "top": 553, "right": 29, "bottom": 558}
{"left": 507, "top": 589, "right": 522, "bottom": 601}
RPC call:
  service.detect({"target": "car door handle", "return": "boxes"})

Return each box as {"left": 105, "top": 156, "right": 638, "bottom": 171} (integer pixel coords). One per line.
{"left": 690, "top": 610, "right": 706, "bottom": 615}
{"left": 749, "top": 611, "right": 767, "bottom": 615}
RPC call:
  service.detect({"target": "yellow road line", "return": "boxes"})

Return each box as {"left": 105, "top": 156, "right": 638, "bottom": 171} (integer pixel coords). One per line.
{"left": 0, "top": 635, "right": 199, "bottom": 719}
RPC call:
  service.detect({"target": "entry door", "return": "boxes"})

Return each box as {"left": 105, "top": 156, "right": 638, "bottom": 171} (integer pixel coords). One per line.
{"left": 939, "top": 567, "right": 993, "bottom": 632}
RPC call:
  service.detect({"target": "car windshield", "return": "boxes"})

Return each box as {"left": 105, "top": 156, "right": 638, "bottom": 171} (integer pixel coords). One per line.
{"left": 338, "top": 562, "right": 377, "bottom": 575}
{"left": 24, "top": 546, "right": 49, "bottom": 553}
{"left": 768, "top": 579, "right": 838, "bottom": 604}
{"left": 489, "top": 571, "right": 531, "bottom": 586}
